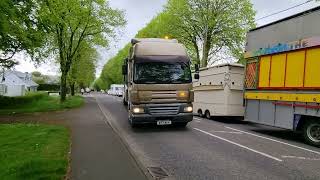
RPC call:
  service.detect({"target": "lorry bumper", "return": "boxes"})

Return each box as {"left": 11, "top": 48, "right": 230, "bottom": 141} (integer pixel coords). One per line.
{"left": 130, "top": 113, "right": 193, "bottom": 124}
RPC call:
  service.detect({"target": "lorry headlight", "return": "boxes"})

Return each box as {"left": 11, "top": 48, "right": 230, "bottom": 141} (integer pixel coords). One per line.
{"left": 132, "top": 107, "right": 144, "bottom": 114}
{"left": 184, "top": 106, "right": 193, "bottom": 112}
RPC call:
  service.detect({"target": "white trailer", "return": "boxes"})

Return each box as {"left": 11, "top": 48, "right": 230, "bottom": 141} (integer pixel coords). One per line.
{"left": 109, "top": 84, "right": 124, "bottom": 96}
{"left": 193, "top": 63, "right": 244, "bottom": 119}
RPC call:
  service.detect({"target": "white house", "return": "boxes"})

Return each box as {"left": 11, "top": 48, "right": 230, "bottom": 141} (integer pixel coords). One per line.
{"left": 0, "top": 70, "right": 38, "bottom": 96}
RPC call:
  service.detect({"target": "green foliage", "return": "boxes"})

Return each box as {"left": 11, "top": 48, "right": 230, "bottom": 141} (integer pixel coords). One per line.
{"left": 0, "top": 92, "right": 84, "bottom": 114}
{"left": 68, "top": 42, "right": 97, "bottom": 91}
{"left": 37, "top": 0, "right": 126, "bottom": 101}
{"left": 32, "top": 71, "right": 50, "bottom": 84}
{"left": 31, "top": 71, "right": 41, "bottom": 77}
{"left": 98, "top": 44, "right": 130, "bottom": 90}
{"left": 93, "top": 78, "right": 107, "bottom": 91}
{"left": 0, "top": 92, "right": 48, "bottom": 107}
{"left": 95, "top": 11, "right": 178, "bottom": 90}
{"left": 37, "top": 84, "right": 61, "bottom": 91}
{"left": 165, "top": 0, "right": 256, "bottom": 67}
{"left": 135, "top": 13, "right": 172, "bottom": 39}
{"left": 0, "top": 0, "right": 44, "bottom": 68}
{"left": 0, "top": 124, "right": 69, "bottom": 179}
{"left": 96, "top": 13, "right": 173, "bottom": 90}
{"left": 96, "top": 0, "right": 255, "bottom": 87}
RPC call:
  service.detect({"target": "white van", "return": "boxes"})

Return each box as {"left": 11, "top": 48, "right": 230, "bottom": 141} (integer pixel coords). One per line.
{"left": 109, "top": 84, "right": 124, "bottom": 96}
{"left": 193, "top": 63, "right": 244, "bottom": 119}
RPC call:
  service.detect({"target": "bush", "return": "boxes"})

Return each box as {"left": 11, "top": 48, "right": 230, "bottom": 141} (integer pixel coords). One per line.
{"left": 0, "top": 92, "right": 48, "bottom": 108}
{"left": 0, "top": 94, "right": 84, "bottom": 114}
{"left": 37, "top": 84, "right": 60, "bottom": 91}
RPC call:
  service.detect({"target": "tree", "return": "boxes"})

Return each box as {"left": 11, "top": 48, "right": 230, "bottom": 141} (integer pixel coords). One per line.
{"left": 37, "top": 0, "right": 125, "bottom": 101}
{"left": 165, "top": 0, "right": 256, "bottom": 67}
{"left": 68, "top": 43, "right": 97, "bottom": 95}
{"left": 97, "top": 12, "right": 173, "bottom": 90}
{"left": 0, "top": 0, "right": 44, "bottom": 68}
{"left": 32, "top": 71, "right": 49, "bottom": 84}
{"left": 93, "top": 78, "right": 107, "bottom": 91}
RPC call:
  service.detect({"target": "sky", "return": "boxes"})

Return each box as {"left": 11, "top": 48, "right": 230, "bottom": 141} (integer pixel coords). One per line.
{"left": 14, "top": 0, "right": 319, "bottom": 76}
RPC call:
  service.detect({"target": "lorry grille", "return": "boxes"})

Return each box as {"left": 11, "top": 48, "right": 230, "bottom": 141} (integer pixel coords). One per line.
{"left": 148, "top": 106, "right": 180, "bottom": 115}
{"left": 151, "top": 91, "right": 177, "bottom": 101}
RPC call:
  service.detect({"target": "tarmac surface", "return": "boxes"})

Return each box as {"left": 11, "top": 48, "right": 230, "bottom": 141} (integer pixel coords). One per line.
{"left": 95, "top": 93, "right": 320, "bottom": 180}
{"left": 68, "top": 97, "right": 148, "bottom": 180}
{"left": 2, "top": 93, "right": 319, "bottom": 180}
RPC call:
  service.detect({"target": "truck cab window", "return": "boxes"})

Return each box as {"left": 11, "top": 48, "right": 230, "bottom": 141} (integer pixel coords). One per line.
{"left": 134, "top": 62, "right": 191, "bottom": 84}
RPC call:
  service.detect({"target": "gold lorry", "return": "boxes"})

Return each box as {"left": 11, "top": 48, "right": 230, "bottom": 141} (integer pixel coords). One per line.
{"left": 122, "top": 38, "right": 199, "bottom": 127}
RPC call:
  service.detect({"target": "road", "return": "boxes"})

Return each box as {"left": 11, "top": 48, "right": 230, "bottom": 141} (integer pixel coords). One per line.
{"left": 94, "top": 93, "right": 320, "bottom": 180}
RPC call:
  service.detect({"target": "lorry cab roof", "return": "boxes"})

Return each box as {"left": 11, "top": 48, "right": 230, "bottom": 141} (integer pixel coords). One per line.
{"left": 132, "top": 40, "right": 188, "bottom": 57}
{"left": 131, "top": 38, "right": 178, "bottom": 44}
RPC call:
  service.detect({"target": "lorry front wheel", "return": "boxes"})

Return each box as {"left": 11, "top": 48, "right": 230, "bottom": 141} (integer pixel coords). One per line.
{"left": 128, "top": 116, "right": 138, "bottom": 128}
{"left": 303, "top": 120, "right": 320, "bottom": 147}
{"left": 123, "top": 99, "right": 128, "bottom": 106}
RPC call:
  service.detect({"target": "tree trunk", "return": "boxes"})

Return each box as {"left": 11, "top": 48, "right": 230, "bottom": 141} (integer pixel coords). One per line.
{"left": 193, "top": 39, "right": 201, "bottom": 65}
{"left": 60, "top": 70, "right": 67, "bottom": 102}
{"left": 70, "top": 82, "right": 75, "bottom": 96}
{"left": 201, "top": 33, "right": 212, "bottom": 68}
{"left": 201, "top": 39, "right": 209, "bottom": 68}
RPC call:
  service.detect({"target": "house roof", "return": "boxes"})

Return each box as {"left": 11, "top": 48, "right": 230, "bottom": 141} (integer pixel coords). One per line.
{"left": 2, "top": 70, "right": 38, "bottom": 87}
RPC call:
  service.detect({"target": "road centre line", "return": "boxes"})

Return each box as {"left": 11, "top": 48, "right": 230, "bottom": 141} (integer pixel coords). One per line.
{"left": 225, "top": 126, "right": 320, "bottom": 155}
{"left": 193, "top": 128, "right": 283, "bottom": 162}
{"left": 209, "top": 130, "right": 243, "bottom": 134}
{"left": 281, "top": 156, "right": 320, "bottom": 161}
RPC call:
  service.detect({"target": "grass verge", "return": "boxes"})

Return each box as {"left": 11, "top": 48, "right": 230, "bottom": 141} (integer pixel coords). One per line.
{"left": 0, "top": 124, "right": 70, "bottom": 180}
{"left": 0, "top": 92, "right": 84, "bottom": 115}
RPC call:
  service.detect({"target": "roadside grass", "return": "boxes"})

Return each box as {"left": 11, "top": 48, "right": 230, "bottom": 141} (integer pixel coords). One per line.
{"left": 0, "top": 124, "right": 70, "bottom": 180}
{"left": 0, "top": 92, "right": 84, "bottom": 115}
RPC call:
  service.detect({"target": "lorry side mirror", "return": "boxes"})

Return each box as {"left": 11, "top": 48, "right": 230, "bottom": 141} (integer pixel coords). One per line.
{"left": 195, "top": 64, "right": 200, "bottom": 72}
{"left": 194, "top": 73, "right": 200, "bottom": 80}
{"left": 122, "top": 65, "right": 127, "bottom": 75}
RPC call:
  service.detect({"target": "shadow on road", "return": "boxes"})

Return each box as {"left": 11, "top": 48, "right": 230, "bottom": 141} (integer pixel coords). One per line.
{"left": 206, "top": 116, "right": 251, "bottom": 125}
{"left": 251, "top": 129, "right": 305, "bottom": 143}
{"left": 131, "top": 124, "right": 191, "bottom": 133}
{"left": 202, "top": 116, "right": 308, "bottom": 146}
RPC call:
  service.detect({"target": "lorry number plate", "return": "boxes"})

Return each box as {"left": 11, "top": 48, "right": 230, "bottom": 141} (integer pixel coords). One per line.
{"left": 157, "top": 120, "right": 172, "bottom": 125}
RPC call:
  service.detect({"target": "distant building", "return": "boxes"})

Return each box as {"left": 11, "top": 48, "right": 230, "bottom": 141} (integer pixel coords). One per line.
{"left": 0, "top": 70, "right": 39, "bottom": 96}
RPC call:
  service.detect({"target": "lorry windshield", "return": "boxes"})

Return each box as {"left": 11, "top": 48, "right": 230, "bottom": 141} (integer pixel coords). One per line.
{"left": 134, "top": 62, "right": 192, "bottom": 84}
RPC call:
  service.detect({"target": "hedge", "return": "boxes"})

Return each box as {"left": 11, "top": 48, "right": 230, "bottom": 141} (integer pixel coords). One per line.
{"left": 0, "top": 92, "right": 48, "bottom": 108}
{"left": 37, "top": 84, "right": 60, "bottom": 91}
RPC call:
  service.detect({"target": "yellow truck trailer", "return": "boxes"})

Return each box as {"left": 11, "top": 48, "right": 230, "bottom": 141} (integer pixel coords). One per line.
{"left": 244, "top": 7, "right": 320, "bottom": 146}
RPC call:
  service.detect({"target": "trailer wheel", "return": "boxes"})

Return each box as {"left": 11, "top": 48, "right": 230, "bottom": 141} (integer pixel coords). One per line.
{"left": 302, "top": 120, "right": 320, "bottom": 147}
{"left": 197, "top": 109, "right": 203, "bottom": 117}
{"left": 205, "top": 110, "right": 211, "bottom": 119}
